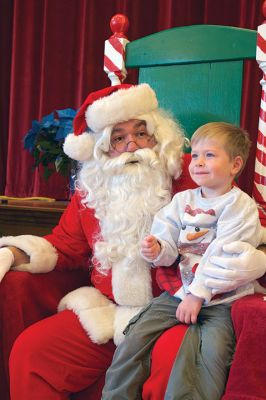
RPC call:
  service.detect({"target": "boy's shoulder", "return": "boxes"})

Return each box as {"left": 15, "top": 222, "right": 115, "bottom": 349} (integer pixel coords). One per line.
{"left": 172, "top": 187, "right": 199, "bottom": 202}
{"left": 231, "top": 186, "right": 255, "bottom": 203}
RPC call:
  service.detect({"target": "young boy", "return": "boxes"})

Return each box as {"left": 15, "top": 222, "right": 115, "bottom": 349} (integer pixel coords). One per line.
{"left": 102, "top": 122, "right": 265, "bottom": 400}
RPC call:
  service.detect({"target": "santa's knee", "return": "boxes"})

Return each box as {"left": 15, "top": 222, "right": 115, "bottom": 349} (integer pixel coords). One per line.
{"left": 9, "top": 319, "right": 55, "bottom": 382}
{"left": 10, "top": 328, "right": 40, "bottom": 376}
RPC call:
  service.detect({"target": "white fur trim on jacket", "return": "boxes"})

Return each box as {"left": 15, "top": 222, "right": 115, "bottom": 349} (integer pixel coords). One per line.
{"left": 0, "top": 235, "right": 58, "bottom": 273}
{"left": 86, "top": 84, "right": 158, "bottom": 133}
{"left": 111, "top": 257, "right": 153, "bottom": 306}
{"left": 57, "top": 256, "right": 153, "bottom": 345}
{"left": 260, "top": 226, "right": 266, "bottom": 244}
{"left": 113, "top": 305, "right": 143, "bottom": 345}
{"left": 58, "top": 286, "right": 144, "bottom": 345}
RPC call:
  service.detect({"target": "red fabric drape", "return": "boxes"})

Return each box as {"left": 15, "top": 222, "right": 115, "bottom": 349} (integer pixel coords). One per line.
{"left": 0, "top": 0, "right": 264, "bottom": 199}
{"left": 0, "top": 0, "right": 13, "bottom": 195}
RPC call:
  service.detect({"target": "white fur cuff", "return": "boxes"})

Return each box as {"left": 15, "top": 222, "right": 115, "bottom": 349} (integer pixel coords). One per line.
{"left": 58, "top": 287, "right": 116, "bottom": 344}
{"left": 0, "top": 235, "right": 58, "bottom": 273}
{"left": 58, "top": 287, "right": 149, "bottom": 345}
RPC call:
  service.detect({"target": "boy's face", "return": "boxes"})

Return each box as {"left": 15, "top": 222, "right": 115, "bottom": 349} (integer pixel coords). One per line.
{"left": 189, "top": 138, "right": 243, "bottom": 197}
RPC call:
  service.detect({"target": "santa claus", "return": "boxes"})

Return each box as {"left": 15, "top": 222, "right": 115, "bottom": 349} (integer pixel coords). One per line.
{"left": 0, "top": 83, "right": 265, "bottom": 399}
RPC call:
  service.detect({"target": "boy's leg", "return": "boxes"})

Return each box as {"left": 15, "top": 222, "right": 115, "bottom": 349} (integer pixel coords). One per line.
{"left": 9, "top": 310, "right": 116, "bottom": 400}
{"left": 164, "top": 304, "right": 235, "bottom": 400}
{"left": 142, "top": 324, "right": 189, "bottom": 400}
{"left": 102, "top": 292, "right": 181, "bottom": 400}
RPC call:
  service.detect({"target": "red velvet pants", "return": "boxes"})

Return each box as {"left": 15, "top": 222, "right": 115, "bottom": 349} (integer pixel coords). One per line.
{"left": 0, "top": 270, "right": 89, "bottom": 400}
{"left": 9, "top": 309, "right": 188, "bottom": 400}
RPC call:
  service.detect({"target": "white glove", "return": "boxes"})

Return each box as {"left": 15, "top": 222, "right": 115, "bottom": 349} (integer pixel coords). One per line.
{"left": 0, "top": 247, "right": 14, "bottom": 282}
{"left": 204, "top": 241, "right": 266, "bottom": 294}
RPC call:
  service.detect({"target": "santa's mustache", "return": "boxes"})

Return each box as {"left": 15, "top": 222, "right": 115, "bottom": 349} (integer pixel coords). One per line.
{"left": 101, "top": 148, "right": 161, "bottom": 174}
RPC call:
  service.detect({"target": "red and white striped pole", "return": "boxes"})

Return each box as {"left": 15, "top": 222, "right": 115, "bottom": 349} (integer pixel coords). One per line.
{"left": 253, "top": 1, "right": 266, "bottom": 222}
{"left": 104, "top": 14, "right": 129, "bottom": 85}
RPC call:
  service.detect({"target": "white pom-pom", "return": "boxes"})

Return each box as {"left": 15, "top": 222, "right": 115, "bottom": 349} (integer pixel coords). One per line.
{"left": 63, "top": 132, "right": 95, "bottom": 161}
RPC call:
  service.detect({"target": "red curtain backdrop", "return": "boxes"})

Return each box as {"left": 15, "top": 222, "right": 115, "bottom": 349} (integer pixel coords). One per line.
{"left": 0, "top": 0, "right": 264, "bottom": 199}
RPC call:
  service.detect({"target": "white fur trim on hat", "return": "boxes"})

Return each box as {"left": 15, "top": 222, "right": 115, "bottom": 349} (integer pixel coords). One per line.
{"left": 86, "top": 84, "right": 158, "bottom": 132}
{"left": 0, "top": 235, "right": 58, "bottom": 273}
{"left": 63, "top": 132, "right": 95, "bottom": 162}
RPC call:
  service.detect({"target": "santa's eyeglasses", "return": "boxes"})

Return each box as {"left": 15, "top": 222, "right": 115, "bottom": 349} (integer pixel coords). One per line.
{"left": 110, "top": 131, "right": 155, "bottom": 153}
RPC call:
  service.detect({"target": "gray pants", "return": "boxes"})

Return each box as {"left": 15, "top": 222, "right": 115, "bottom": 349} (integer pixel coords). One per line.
{"left": 102, "top": 292, "right": 235, "bottom": 400}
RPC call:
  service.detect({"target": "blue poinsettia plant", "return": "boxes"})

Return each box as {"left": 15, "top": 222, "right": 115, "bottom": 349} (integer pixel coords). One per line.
{"left": 23, "top": 108, "right": 77, "bottom": 180}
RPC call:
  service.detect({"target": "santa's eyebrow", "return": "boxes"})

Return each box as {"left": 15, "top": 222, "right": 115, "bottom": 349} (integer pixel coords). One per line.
{"left": 111, "top": 120, "right": 147, "bottom": 134}
{"left": 111, "top": 127, "right": 124, "bottom": 134}
{"left": 134, "top": 120, "right": 147, "bottom": 128}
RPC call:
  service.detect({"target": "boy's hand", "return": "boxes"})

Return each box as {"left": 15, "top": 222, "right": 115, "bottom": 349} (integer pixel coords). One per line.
{"left": 141, "top": 235, "right": 161, "bottom": 261}
{"left": 176, "top": 294, "right": 204, "bottom": 324}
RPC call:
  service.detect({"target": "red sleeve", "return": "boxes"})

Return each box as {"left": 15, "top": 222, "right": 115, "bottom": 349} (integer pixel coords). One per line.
{"left": 45, "top": 193, "right": 99, "bottom": 272}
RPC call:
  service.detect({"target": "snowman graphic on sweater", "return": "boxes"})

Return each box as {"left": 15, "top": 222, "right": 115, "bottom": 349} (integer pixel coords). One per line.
{"left": 178, "top": 204, "right": 216, "bottom": 293}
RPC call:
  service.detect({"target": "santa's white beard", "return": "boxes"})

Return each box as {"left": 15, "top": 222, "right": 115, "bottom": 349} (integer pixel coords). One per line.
{"left": 77, "top": 148, "right": 172, "bottom": 306}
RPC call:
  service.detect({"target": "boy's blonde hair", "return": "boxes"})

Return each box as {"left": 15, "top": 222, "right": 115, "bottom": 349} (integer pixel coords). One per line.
{"left": 190, "top": 122, "right": 251, "bottom": 177}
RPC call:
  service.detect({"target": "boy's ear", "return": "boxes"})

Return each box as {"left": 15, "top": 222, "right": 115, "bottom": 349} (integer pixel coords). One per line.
{"left": 232, "top": 156, "right": 243, "bottom": 175}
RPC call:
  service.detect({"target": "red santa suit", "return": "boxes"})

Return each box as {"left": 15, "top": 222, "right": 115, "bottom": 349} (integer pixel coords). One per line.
{"left": 0, "top": 83, "right": 190, "bottom": 399}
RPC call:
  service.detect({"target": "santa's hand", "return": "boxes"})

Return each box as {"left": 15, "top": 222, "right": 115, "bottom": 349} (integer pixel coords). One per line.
{"left": 0, "top": 248, "right": 14, "bottom": 282}
{"left": 204, "top": 241, "right": 266, "bottom": 294}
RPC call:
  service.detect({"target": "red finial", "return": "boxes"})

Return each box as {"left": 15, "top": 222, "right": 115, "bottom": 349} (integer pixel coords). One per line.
{"left": 110, "top": 14, "right": 129, "bottom": 38}
{"left": 263, "top": 1, "right": 266, "bottom": 19}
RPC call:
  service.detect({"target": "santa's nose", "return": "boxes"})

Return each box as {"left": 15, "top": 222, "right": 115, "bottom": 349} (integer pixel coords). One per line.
{"left": 126, "top": 141, "right": 139, "bottom": 152}
{"left": 186, "top": 229, "right": 209, "bottom": 241}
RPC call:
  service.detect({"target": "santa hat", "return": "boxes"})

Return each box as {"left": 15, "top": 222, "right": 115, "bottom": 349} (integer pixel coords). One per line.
{"left": 63, "top": 83, "right": 158, "bottom": 162}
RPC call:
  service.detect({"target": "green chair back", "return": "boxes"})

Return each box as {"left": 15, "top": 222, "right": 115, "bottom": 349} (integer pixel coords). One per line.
{"left": 126, "top": 25, "right": 256, "bottom": 150}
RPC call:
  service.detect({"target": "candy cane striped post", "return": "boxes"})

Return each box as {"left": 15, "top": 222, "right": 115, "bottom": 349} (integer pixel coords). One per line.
{"left": 253, "top": 2, "right": 266, "bottom": 221}
{"left": 104, "top": 14, "right": 129, "bottom": 85}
